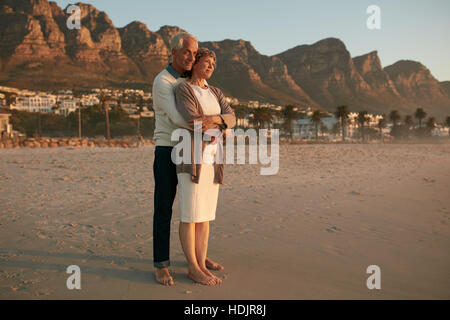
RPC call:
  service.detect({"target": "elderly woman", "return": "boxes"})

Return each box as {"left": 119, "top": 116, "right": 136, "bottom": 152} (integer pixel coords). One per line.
{"left": 175, "top": 48, "right": 236, "bottom": 286}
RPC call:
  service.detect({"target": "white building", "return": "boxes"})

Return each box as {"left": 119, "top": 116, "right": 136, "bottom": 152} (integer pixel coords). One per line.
{"left": 55, "top": 97, "right": 78, "bottom": 116}
{"left": 12, "top": 93, "right": 57, "bottom": 113}
{"left": 248, "top": 101, "right": 259, "bottom": 109}
{"left": 346, "top": 112, "right": 384, "bottom": 138}
{"left": 225, "top": 97, "right": 239, "bottom": 106}
{"left": 121, "top": 103, "right": 138, "bottom": 114}
{"left": 0, "top": 86, "right": 19, "bottom": 94}
{"left": 80, "top": 94, "right": 100, "bottom": 106}
{"left": 10, "top": 90, "right": 103, "bottom": 116}
{"left": 130, "top": 110, "right": 155, "bottom": 119}
{"left": 293, "top": 116, "right": 338, "bottom": 138}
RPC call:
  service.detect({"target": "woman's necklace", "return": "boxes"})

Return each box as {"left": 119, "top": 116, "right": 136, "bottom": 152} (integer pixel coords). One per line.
{"left": 189, "top": 78, "right": 207, "bottom": 89}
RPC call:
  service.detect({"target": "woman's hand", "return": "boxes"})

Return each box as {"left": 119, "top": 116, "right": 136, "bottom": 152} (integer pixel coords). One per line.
{"left": 209, "top": 115, "right": 224, "bottom": 126}
{"left": 188, "top": 115, "right": 223, "bottom": 132}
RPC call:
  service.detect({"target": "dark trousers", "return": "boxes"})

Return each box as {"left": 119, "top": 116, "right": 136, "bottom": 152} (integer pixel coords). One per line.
{"left": 153, "top": 146, "right": 178, "bottom": 268}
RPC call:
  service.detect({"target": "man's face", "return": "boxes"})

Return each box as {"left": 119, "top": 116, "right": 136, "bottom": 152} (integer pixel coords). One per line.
{"left": 172, "top": 37, "right": 198, "bottom": 73}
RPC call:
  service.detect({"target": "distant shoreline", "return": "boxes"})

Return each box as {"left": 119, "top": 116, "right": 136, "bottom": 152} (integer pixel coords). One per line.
{"left": 1, "top": 136, "right": 449, "bottom": 150}
{"left": 0, "top": 137, "right": 153, "bottom": 149}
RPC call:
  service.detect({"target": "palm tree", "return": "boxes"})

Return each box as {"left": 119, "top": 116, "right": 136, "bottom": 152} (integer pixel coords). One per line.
{"left": 320, "top": 123, "right": 329, "bottom": 137}
{"left": 73, "top": 92, "right": 83, "bottom": 139}
{"left": 426, "top": 117, "right": 436, "bottom": 130}
{"left": 334, "top": 105, "right": 349, "bottom": 141}
{"left": 389, "top": 110, "right": 401, "bottom": 139}
{"left": 37, "top": 109, "right": 42, "bottom": 138}
{"left": 310, "top": 110, "right": 323, "bottom": 140}
{"left": 356, "top": 111, "right": 369, "bottom": 142}
{"left": 446, "top": 116, "right": 450, "bottom": 136}
{"left": 136, "top": 96, "right": 144, "bottom": 138}
{"left": 331, "top": 122, "right": 340, "bottom": 137}
{"left": 389, "top": 110, "right": 401, "bottom": 128}
{"left": 76, "top": 102, "right": 84, "bottom": 139}
{"left": 262, "top": 108, "right": 274, "bottom": 129}
{"left": 252, "top": 107, "right": 273, "bottom": 129}
{"left": 404, "top": 115, "right": 413, "bottom": 128}
{"left": 404, "top": 115, "right": 414, "bottom": 138}
{"left": 99, "top": 92, "right": 111, "bottom": 140}
{"left": 282, "top": 105, "right": 300, "bottom": 140}
{"left": 250, "top": 108, "right": 262, "bottom": 129}
{"left": 233, "top": 105, "right": 249, "bottom": 128}
{"left": 52, "top": 100, "right": 62, "bottom": 114}
{"left": 5, "top": 93, "right": 16, "bottom": 107}
{"left": 377, "top": 114, "right": 386, "bottom": 142}
{"left": 415, "top": 108, "right": 427, "bottom": 128}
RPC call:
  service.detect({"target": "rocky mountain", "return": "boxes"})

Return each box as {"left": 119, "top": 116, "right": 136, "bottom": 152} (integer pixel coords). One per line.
{"left": 352, "top": 51, "right": 412, "bottom": 114}
{"left": 118, "top": 22, "right": 170, "bottom": 81}
{"left": 201, "top": 39, "right": 319, "bottom": 108}
{"left": 441, "top": 81, "right": 450, "bottom": 99}
{"left": 1, "top": 0, "right": 449, "bottom": 118}
{"left": 276, "top": 38, "right": 373, "bottom": 109}
{"left": 353, "top": 51, "right": 400, "bottom": 97}
{"left": 384, "top": 60, "right": 450, "bottom": 117}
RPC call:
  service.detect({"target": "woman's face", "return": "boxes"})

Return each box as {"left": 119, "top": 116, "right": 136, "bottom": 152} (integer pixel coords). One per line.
{"left": 193, "top": 56, "right": 216, "bottom": 80}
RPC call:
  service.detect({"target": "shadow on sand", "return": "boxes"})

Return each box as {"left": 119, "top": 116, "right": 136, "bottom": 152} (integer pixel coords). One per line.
{"left": 0, "top": 248, "right": 191, "bottom": 285}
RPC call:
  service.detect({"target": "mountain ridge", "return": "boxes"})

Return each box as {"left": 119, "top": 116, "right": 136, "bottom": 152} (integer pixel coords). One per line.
{"left": 0, "top": 0, "right": 449, "bottom": 118}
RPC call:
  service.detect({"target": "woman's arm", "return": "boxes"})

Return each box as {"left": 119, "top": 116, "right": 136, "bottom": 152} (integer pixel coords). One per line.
{"left": 210, "top": 87, "right": 236, "bottom": 130}
{"left": 175, "top": 82, "right": 221, "bottom": 133}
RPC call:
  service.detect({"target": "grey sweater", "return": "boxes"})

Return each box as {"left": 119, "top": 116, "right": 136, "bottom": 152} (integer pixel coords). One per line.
{"left": 174, "top": 81, "right": 236, "bottom": 184}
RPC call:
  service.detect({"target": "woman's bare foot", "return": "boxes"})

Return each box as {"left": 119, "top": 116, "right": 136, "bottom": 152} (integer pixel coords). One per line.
{"left": 188, "top": 268, "right": 216, "bottom": 286}
{"left": 205, "top": 257, "right": 224, "bottom": 271}
{"left": 155, "top": 268, "right": 175, "bottom": 286}
{"left": 200, "top": 267, "right": 222, "bottom": 285}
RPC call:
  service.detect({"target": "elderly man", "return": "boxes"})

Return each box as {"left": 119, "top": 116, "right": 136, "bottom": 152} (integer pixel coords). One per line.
{"left": 152, "top": 32, "right": 224, "bottom": 286}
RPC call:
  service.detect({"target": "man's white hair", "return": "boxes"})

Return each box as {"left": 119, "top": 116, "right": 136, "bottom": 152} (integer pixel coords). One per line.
{"left": 170, "top": 32, "right": 198, "bottom": 51}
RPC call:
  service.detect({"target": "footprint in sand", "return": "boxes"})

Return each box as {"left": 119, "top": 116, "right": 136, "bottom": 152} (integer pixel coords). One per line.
{"left": 254, "top": 216, "right": 263, "bottom": 222}
{"left": 326, "top": 226, "right": 342, "bottom": 233}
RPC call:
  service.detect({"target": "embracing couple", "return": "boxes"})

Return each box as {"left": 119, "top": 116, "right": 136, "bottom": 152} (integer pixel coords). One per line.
{"left": 152, "top": 33, "right": 236, "bottom": 286}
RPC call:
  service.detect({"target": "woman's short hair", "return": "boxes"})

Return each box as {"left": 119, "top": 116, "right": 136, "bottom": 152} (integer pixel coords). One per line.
{"left": 170, "top": 32, "right": 198, "bottom": 51}
{"left": 194, "top": 48, "right": 217, "bottom": 68}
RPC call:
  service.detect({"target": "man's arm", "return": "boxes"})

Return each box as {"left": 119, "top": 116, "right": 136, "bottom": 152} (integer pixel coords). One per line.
{"left": 153, "top": 77, "right": 191, "bottom": 130}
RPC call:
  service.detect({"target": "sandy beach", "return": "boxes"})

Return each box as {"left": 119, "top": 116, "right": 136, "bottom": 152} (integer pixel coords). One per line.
{"left": 0, "top": 142, "right": 449, "bottom": 299}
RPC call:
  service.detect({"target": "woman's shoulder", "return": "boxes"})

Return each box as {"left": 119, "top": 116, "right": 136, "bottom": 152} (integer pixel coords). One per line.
{"left": 176, "top": 80, "right": 190, "bottom": 90}
{"left": 208, "top": 85, "right": 224, "bottom": 98}
{"left": 175, "top": 80, "right": 195, "bottom": 96}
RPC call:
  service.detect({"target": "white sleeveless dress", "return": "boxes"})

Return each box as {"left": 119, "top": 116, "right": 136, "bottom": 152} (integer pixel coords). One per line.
{"left": 177, "top": 84, "right": 221, "bottom": 223}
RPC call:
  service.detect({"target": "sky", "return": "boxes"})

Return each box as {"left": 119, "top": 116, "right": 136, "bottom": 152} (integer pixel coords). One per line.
{"left": 53, "top": 0, "right": 450, "bottom": 81}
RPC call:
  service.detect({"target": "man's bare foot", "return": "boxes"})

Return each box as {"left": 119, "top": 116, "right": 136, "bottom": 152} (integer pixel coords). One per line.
{"left": 155, "top": 268, "right": 174, "bottom": 286}
{"left": 188, "top": 268, "right": 216, "bottom": 286}
{"left": 205, "top": 257, "right": 224, "bottom": 271}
